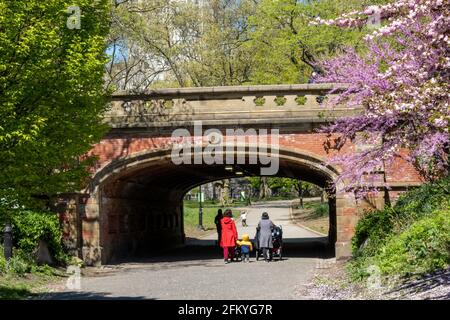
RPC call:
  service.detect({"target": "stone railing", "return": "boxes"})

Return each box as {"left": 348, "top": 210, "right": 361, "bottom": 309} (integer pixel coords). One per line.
{"left": 105, "top": 83, "right": 359, "bottom": 129}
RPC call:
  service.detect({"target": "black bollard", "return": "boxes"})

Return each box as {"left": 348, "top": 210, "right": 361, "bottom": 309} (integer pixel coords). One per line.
{"left": 3, "top": 222, "right": 12, "bottom": 261}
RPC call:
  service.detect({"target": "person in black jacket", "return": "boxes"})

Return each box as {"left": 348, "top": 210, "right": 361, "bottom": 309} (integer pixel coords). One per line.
{"left": 214, "top": 209, "right": 223, "bottom": 246}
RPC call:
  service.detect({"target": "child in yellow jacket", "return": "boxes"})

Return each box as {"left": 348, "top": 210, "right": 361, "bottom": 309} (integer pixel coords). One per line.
{"left": 236, "top": 234, "right": 253, "bottom": 263}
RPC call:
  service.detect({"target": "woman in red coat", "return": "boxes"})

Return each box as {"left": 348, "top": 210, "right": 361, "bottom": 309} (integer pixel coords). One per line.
{"left": 220, "top": 209, "right": 238, "bottom": 263}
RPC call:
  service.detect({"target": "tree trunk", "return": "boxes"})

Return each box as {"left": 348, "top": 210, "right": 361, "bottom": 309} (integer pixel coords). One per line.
{"left": 219, "top": 179, "right": 230, "bottom": 206}
{"left": 259, "top": 177, "right": 271, "bottom": 199}
{"left": 298, "top": 180, "right": 304, "bottom": 208}
{"left": 321, "top": 189, "right": 328, "bottom": 203}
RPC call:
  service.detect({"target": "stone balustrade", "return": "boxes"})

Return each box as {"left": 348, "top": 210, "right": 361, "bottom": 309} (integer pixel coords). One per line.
{"left": 105, "top": 83, "right": 359, "bottom": 130}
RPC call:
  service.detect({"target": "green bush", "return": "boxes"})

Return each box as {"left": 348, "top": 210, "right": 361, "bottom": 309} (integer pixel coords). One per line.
{"left": 0, "top": 246, "right": 6, "bottom": 274}
{"left": 374, "top": 210, "right": 450, "bottom": 276}
{"left": 352, "top": 177, "right": 450, "bottom": 256}
{"left": 349, "top": 177, "right": 450, "bottom": 280}
{"left": 352, "top": 207, "right": 397, "bottom": 256}
{"left": 394, "top": 178, "right": 450, "bottom": 219}
{"left": 7, "top": 254, "right": 32, "bottom": 275}
{"left": 11, "top": 210, "right": 66, "bottom": 264}
{"left": 302, "top": 202, "right": 329, "bottom": 217}
{"left": 312, "top": 203, "right": 329, "bottom": 217}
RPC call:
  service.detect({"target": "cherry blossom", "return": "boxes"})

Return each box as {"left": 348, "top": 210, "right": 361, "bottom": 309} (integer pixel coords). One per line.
{"left": 312, "top": 0, "right": 449, "bottom": 194}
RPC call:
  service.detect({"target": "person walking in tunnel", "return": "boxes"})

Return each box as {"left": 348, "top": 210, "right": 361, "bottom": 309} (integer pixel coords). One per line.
{"left": 240, "top": 210, "right": 248, "bottom": 227}
{"left": 214, "top": 209, "right": 223, "bottom": 246}
{"left": 236, "top": 234, "right": 253, "bottom": 263}
{"left": 220, "top": 209, "right": 238, "bottom": 264}
{"left": 257, "top": 212, "right": 275, "bottom": 262}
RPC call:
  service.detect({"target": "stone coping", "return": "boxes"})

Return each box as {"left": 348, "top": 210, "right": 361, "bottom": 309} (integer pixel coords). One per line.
{"left": 111, "top": 83, "right": 349, "bottom": 100}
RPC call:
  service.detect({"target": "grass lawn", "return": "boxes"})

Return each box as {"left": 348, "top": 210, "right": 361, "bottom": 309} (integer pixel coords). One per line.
{"left": 183, "top": 206, "right": 221, "bottom": 231}
{"left": 0, "top": 269, "right": 66, "bottom": 300}
{"left": 183, "top": 201, "right": 244, "bottom": 237}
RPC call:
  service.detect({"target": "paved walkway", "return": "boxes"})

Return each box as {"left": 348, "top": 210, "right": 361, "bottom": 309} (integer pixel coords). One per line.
{"left": 43, "top": 201, "right": 329, "bottom": 300}
{"left": 197, "top": 200, "right": 324, "bottom": 244}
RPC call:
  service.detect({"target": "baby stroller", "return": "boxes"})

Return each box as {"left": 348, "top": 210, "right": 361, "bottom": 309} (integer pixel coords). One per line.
{"left": 254, "top": 225, "right": 283, "bottom": 261}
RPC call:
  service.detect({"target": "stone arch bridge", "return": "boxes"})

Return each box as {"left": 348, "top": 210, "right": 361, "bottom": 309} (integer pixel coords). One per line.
{"left": 55, "top": 84, "right": 422, "bottom": 266}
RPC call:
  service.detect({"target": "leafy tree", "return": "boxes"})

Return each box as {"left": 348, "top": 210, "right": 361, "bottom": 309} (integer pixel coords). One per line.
{"left": 314, "top": 0, "right": 449, "bottom": 194}
{"left": 246, "top": 176, "right": 320, "bottom": 203}
{"left": 246, "top": 0, "right": 389, "bottom": 84}
{"left": 107, "top": 0, "right": 392, "bottom": 89}
{"left": 246, "top": 177, "right": 271, "bottom": 199}
{"left": 267, "top": 177, "right": 320, "bottom": 206}
{"left": 0, "top": 0, "right": 110, "bottom": 217}
{"left": 107, "top": 0, "right": 256, "bottom": 90}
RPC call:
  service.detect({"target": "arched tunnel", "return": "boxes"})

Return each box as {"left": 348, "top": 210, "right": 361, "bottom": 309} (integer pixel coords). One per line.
{"left": 93, "top": 148, "right": 339, "bottom": 264}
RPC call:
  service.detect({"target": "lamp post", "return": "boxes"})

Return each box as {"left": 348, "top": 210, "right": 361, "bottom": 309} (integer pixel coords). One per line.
{"left": 198, "top": 185, "right": 204, "bottom": 230}
{"left": 3, "top": 222, "right": 12, "bottom": 261}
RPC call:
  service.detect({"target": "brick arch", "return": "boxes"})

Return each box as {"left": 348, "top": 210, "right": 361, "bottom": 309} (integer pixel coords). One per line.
{"left": 75, "top": 144, "right": 360, "bottom": 265}
{"left": 56, "top": 84, "right": 424, "bottom": 265}
{"left": 89, "top": 144, "right": 341, "bottom": 194}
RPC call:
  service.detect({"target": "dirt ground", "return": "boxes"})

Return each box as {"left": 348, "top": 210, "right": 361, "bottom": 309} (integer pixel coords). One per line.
{"left": 291, "top": 207, "right": 329, "bottom": 236}
{"left": 298, "top": 259, "right": 450, "bottom": 300}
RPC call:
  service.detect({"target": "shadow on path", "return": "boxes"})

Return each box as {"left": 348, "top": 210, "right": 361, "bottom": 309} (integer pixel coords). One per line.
{"left": 37, "top": 291, "right": 150, "bottom": 300}
{"left": 107, "top": 236, "right": 333, "bottom": 265}
{"left": 386, "top": 267, "right": 450, "bottom": 300}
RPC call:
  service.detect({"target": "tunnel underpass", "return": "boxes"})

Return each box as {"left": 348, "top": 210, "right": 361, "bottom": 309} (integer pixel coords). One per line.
{"left": 93, "top": 148, "right": 338, "bottom": 264}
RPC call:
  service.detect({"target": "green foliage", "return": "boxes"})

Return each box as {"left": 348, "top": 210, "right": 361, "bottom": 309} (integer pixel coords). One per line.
{"left": 0, "top": 247, "right": 6, "bottom": 274}
{"left": 163, "top": 100, "right": 174, "bottom": 109}
{"left": 108, "top": 0, "right": 391, "bottom": 89}
{"left": 0, "top": 265, "right": 65, "bottom": 299}
{"left": 352, "top": 177, "right": 450, "bottom": 256}
{"left": 304, "top": 201, "right": 329, "bottom": 217}
{"left": 246, "top": 177, "right": 321, "bottom": 199}
{"left": 247, "top": 0, "right": 389, "bottom": 84}
{"left": 0, "top": 0, "right": 110, "bottom": 215}
{"left": 7, "top": 254, "right": 32, "bottom": 276}
{"left": 11, "top": 210, "right": 66, "bottom": 264}
{"left": 109, "top": 0, "right": 256, "bottom": 88}
{"left": 183, "top": 204, "right": 223, "bottom": 231}
{"left": 352, "top": 207, "right": 397, "bottom": 256}
{"left": 254, "top": 97, "right": 266, "bottom": 106}
{"left": 295, "top": 95, "right": 308, "bottom": 105}
{"left": 349, "top": 177, "right": 450, "bottom": 280}
{"left": 274, "top": 96, "right": 287, "bottom": 106}
{"left": 393, "top": 179, "right": 450, "bottom": 222}
{"left": 374, "top": 211, "right": 450, "bottom": 276}
{"left": 0, "top": 211, "right": 67, "bottom": 275}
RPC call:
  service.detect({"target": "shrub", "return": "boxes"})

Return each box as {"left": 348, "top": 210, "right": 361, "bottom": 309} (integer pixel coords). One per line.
{"left": 7, "top": 253, "right": 32, "bottom": 275}
{"left": 352, "top": 207, "right": 397, "bottom": 257}
{"left": 352, "top": 177, "right": 450, "bottom": 257}
{"left": 0, "top": 246, "right": 6, "bottom": 274}
{"left": 302, "top": 202, "right": 329, "bottom": 217}
{"left": 11, "top": 210, "right": 66, "bottom": 264}
{"left": 374, "top": 210, "right": 450, "bottom": 276}
{"left": 313, "top": 203, "right": 329, "bottom": 217}
{"left": 349, "top": 176, "right": 450, "bottom": 280}
{"left": 394, "top": 177, "right": 450, "bottom": 219}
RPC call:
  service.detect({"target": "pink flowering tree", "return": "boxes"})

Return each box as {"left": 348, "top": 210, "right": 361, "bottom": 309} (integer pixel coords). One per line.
{"left": 311, "top": 0, "right": 449, "bottom": 194}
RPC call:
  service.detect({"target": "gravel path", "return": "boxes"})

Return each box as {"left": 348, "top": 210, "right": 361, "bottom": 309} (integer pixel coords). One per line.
{"left": 42, "top": 201, "right": 330, "bottom": 300}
